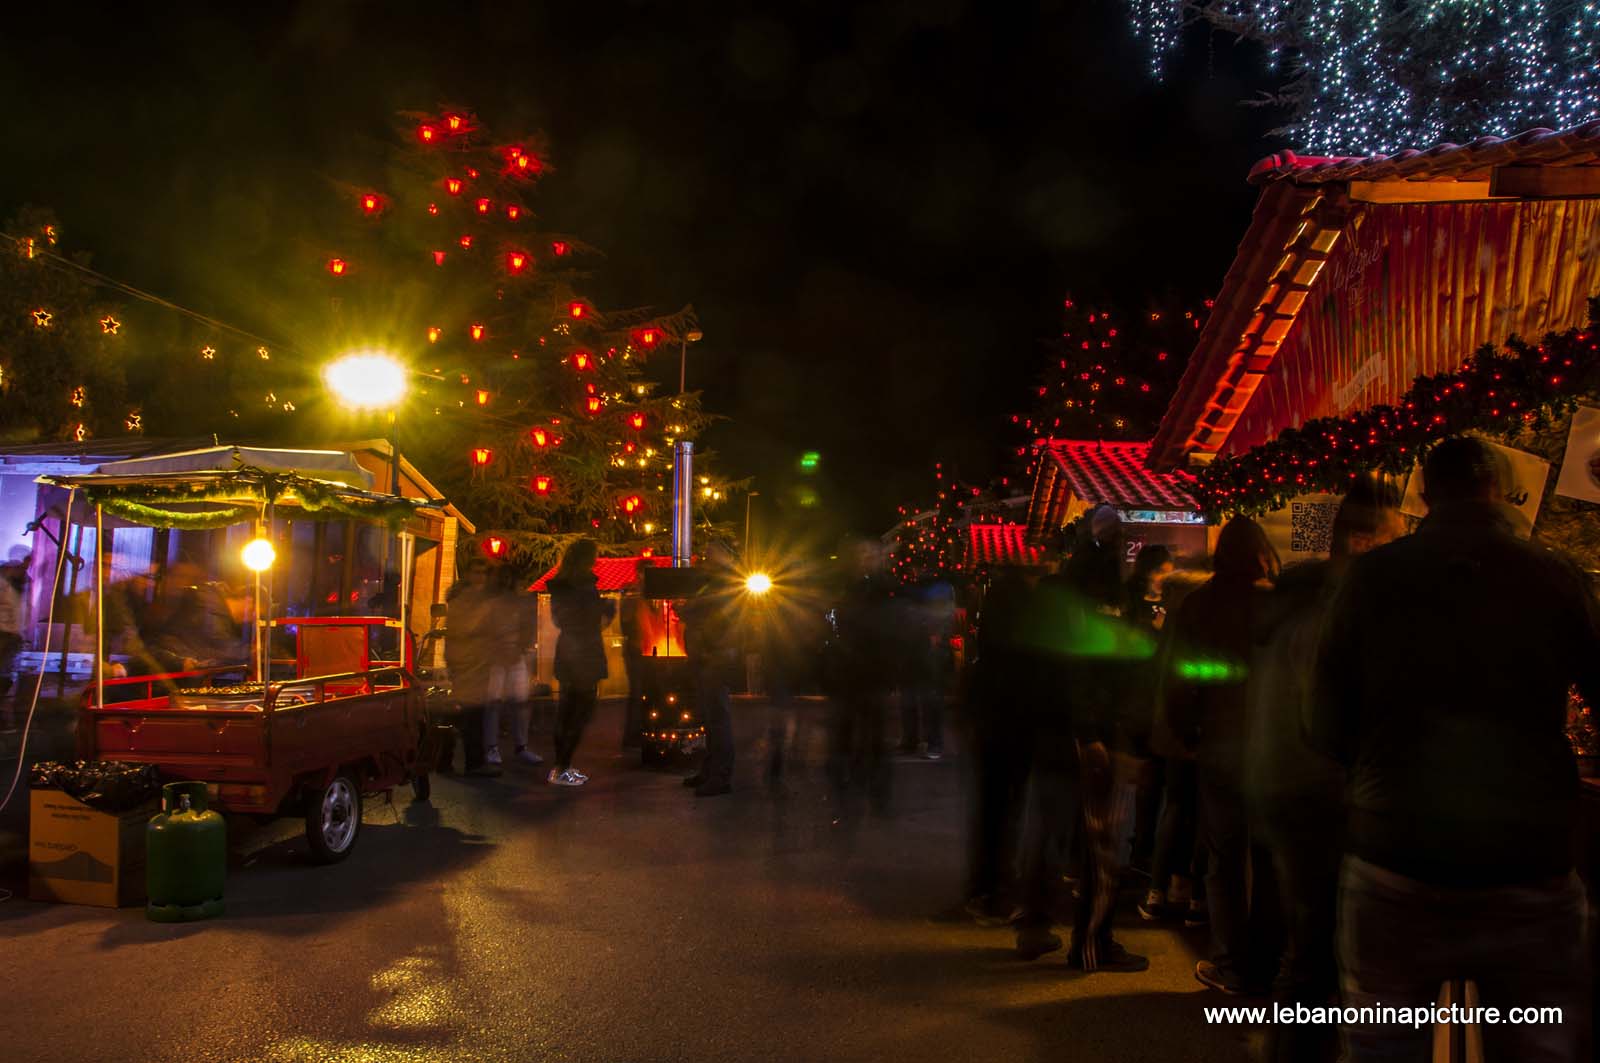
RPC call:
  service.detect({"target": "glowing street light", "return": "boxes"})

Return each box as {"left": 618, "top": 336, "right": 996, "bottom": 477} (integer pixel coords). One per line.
{"left": 323, "top": 351, "right": 408, "bottom": 410}
{"left": 745, "top": 572, "right": 773, "bottom": 595}
{"left": 241, "top": 537, "right": 277, "bottom": 572}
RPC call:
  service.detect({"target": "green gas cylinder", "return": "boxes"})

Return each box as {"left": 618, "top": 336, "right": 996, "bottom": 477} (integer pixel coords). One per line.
{"left": 146, "top": 781, "right": 226, "bottom": 922}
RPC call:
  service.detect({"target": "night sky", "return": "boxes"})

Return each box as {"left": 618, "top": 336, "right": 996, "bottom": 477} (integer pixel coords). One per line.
{"left": 0, "top": 0, "right": 1281, "bottom": 537}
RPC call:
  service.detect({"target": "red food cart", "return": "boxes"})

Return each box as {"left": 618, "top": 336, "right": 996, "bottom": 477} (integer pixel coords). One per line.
{"left": 41, "top": 461, "right": 440, "bottom": 863}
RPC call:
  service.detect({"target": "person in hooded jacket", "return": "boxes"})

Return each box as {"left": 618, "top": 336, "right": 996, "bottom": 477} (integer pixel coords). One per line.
{"left": 1160, "top": 515, "right": 1280, "bottom": 995}
{"left": 548, "top": 538, "right": 615, "bottom": 787}
{"left": 1245, "top": 477, "right": 1403, "bottom": 1062}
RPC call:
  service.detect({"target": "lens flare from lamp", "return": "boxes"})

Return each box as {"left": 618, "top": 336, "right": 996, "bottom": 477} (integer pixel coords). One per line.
{"left": 241, "top": 538, "right": 276, "bottom": 573}
{"left": 324, "top": 352, "right": 407, "bottom": 410}
{"left": 745, "top": 572, "right": 773, "bottom": 595}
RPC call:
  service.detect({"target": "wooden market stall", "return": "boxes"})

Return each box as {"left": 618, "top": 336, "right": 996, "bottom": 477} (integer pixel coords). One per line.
{"left": 1146, "top": 122, "right": 1600, "bottom": 564}
{"left": 1024, "top": 440, "right": 1208, "bottom": 564}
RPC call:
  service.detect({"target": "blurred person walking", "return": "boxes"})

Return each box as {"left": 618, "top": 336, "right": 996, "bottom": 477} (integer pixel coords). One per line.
{"left": 681, "top": 542, "right": 741, "bottom": 797}
{"left": 548, "top": 538, "right": 614, "bottom": 788}
{"left": 1123, "top": 544, "right": 1174, "bottom": 877}
{"left": 445, "top": 557, "right": 497, "bottom": 775}
{"left": 1312, "top": 437, "right": 1600, "bottom": 1062}
{"left": 483, "top": 565, "right": 542, "bottom": 770}
{"left": 825, "top": 539, "right": 899, "bottom": 817}
{"left": 1161, "top": 516, "right": 1280, "bottom": 994}
{"left": 1246, "top": 477, "right": 1403, "bottom": 1062}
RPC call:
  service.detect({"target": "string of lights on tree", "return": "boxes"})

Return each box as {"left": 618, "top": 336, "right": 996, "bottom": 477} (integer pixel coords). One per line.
{"left": 887, "top": 463, "right": 1016, "bottom": 584}
{"left": 1191, "top": 303, "right": 1600, "bottom": 518}
{"left": 1123, "top": 1, "right": 1600, "bottom": 154}
{"left": 319, "top": 108, "right": 733, "bottom": 568}
{"left": 1011, "top": 293, "right": 1210, "bottom": 485}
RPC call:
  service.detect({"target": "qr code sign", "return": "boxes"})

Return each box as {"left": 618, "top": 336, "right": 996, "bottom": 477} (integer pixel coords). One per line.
{"left": 1290, "top": 501, "right": 1339, "bottom": 554}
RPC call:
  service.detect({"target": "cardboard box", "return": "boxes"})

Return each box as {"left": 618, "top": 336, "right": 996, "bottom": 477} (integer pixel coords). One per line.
{"left": 28, "top": 790, "right": 155, "bottom": 908}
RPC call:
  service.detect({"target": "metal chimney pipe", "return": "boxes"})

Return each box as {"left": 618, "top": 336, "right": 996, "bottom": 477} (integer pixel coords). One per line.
{"left": 672, "top": 440, "right": 694, "bottom": 567}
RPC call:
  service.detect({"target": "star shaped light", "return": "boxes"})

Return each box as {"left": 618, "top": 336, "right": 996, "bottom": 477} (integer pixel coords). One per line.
{"left": 201, "top": 346, "right": 216, "bottom": 360}
{"left": 124, "top": 412, "right": 141, "bottom": 432}
{"left": 32, "top": 309, "right": 51, "bottom": 328}
{"left": 100, "top": 316, "right": 120, "bottom": 335}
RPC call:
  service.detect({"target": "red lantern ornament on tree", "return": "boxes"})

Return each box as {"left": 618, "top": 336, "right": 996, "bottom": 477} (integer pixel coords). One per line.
{"left": 459, "top": 234, "right": 474, "bottom": 250}
{"left": 418, "top": 123, "right": 438, "bottom": 144}
{"left": 470, "top": 323, "right": 485, "bottom": 341}
{"left": 568, "top": 301, "right": 587, "bottom": 319}
{"left": 475, "top": 197, "right": 492, "bottom": 215}
{"left": 628, "top": 412, "right": 646, "bottom": 430}
{"left": 636, "top": 327, "right": 660, "bottom": 349}
{"left": 472, "top": 447, "right": 493, "bottom": 467}
{"left": 586, "top": 395, "right": 602, "bottom": 414}
{"left": 427, "top": 202, "right": 439, "bottom": 216}
{"left": 506, "top": 204, "right": 522, "bottom": 221}
{"left": 532, "top": 475, "right": 552, "bottom": 495}
{"left": 432, "top": 250, "right": 447, "bottom": 266}
{"left": 621, "top": 495, "right": 642, "bottom": 515}
{"left": 427, "top": 327, "right": 441, "bottom": 343}
{"left": 361, "top": 193, "right": 383, "bottom": 215}
{"left": 507, "top": 250, "right": 528, "bottom": 274}
{"left": 572, "top": 350, "right": 592, "bottom": 370}
{"left": 530, "top": 427, "right": 549, "bottom": 447}
{"left": 551, "top": 241, "right": 570, "bottom": 257}
{"left": 326, "top": 258, "right": 347, "bottom": 276}
{"left": 475, "top": 389, "right": 490, "bottom": 406}
{"left": 481, "top": 535, "right": 507, "bottom": 559}
{"left": 445, "top": 177, "right": 463, "bottom": 196}
{"left": 445, "top": 113, "right": 467, "bottom": 133}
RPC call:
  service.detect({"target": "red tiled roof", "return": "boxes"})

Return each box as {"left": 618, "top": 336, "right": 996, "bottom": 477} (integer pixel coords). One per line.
{"left": 1044, "top": 440, "right": 1197, "bottom": 510}
{"left": 965, "top": 523, "right": 1049, "bottom": 570}
{"left": 1248, "top": 122, "right": 1600, "bottom": 186}
{"left": 529, "top": 555, "right": 668, "bottom": 593}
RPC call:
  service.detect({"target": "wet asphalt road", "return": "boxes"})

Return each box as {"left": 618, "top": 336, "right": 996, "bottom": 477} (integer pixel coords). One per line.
{"left": 2, "top": 700, "right": 1255, "bottom": 1063}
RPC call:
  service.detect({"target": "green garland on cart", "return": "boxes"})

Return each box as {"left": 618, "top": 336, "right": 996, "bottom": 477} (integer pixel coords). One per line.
{"left": 70, "top": 468, "right": 435, "bottom": 529}
{"left": 1191, "top": 300, "right": 1600, "bottom": 519}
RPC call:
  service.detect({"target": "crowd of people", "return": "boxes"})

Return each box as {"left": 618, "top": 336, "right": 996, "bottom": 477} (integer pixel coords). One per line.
{"left": 958, "top": 436, "right": 1600, "bottom": 1062}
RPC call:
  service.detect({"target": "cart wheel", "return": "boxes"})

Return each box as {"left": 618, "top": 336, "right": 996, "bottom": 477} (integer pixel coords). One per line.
{"left": 411, "top": 772, "right": 432, "bottom": 803}
{"left": 305, "top": 773, "right": 362, "bottom": 864}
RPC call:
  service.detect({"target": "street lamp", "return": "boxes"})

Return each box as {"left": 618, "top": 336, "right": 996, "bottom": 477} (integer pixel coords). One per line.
{"left": 679, "top": 329, "right": 703, "bottom": 394}
{"left": 744, "top": 490, "right": 759, "bottom": 554}
{"left": 744, "top": 572, "right": 773, "bottom": 595}
{"left": 323, "top": 351, "right": 408, "bottom": 410}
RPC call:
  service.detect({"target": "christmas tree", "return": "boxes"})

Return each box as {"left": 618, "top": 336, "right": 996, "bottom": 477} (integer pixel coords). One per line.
{"left": 0, "top": 208, "right": 132, "bottom": 442}
{"left": 305, "top": 108, "right": 726, "bottom": 568}
{"left": 1018, "top": 294, "right": 1208, "bottom": 444}
{"left": 888, "top": 463, "right": 1003, "bottom": 584}
{"left": 1123, "top": 1, "right": 1600, "bottom": 154}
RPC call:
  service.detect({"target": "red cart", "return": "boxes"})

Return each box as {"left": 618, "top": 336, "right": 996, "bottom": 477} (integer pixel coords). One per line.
{"left": 79, "top": 616, "right": 432, "bottom": 862}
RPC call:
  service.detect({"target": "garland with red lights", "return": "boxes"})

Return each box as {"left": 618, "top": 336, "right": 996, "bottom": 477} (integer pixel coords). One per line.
{"left": 1192, "top": 302, "right": 1600, "bottom": 519}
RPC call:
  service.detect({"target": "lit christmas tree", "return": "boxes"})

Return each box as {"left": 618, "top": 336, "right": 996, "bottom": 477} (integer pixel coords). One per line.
{"left": 1123, "top": 1, "right": 1600, "bottom": 154}
{"left": 307, "top": 108, "right": 725, "bottom": 567}
{"left": 0, "top": 208, "right": 131, "bottom": 442}
{"left": 1016, "top": 294, "right": 1208, "bottom": 444}
{"left": 888, "top": 464, "right": 1002, "bottom": 584}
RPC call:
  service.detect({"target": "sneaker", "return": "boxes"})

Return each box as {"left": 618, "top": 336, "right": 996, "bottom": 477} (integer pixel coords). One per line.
{"left": 570, "top": 767, "right": 588, "bottom": 782}
{"left": 515, "top": 747, "right": 544, "bottom": 766}
{"left": 962, "top": 895, "right": 1012, "bottom": 928}
{"left": 1138, "top": 889, "right": 1170, "bottom": 922}
{"left": 484, "top": 747, "right": 502, "bottom": 766}
{"left": 1015, "top": 927, "right": 1063, "bottom": 961}
{"left": 1184, "top": 900, "right": 1210, "bottom": 928}
{"left": 922, "top": 748, "right": 944, "bottom": 761}
{"left": 1194, "top": 959, "right": 1245, "bottom": 994}
{"left": 548, "top": 769, "right": 585, "bottom": 787}
{"left": 1068, "top": 941, "right": 1150, "bottom": 973}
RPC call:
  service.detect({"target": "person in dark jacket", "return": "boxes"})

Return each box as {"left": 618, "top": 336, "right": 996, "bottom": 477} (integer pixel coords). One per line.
{"left": 680, "top": 542, "right": 741, "bottom": 797}
{"left": 1246, "top": 477, "right": 1403, "bottom": 1063}
{"left": 1121, "top": 545, "right": 1173, "bottom": 882}
{"left": 1161, "top": 515, "right": 1279, "bottom": 994}
{"left": 445, "top": 557, "right": 497, "bottom": 774}
{"left": 1312, "top": 437, "right": 1600, "bottom": 1062}
{"left": 548, "top": 538, "right": 615, "bottom": 787}
{"left": 826, "top": 540, "right": 900, "bottom": 815}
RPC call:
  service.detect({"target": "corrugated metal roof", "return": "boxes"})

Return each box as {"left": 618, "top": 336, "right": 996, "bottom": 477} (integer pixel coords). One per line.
{"left": 965, "top": 523, "right": 1049, "bottom": 569}
{"left": 1248, "top": 121, "right": 1600, "bottom": 186}
{"left": 529, "top": 555, "right": 668, "bottom": 593}
{"left": 1044, "top": 440, "right": 1197, "bottom": 510}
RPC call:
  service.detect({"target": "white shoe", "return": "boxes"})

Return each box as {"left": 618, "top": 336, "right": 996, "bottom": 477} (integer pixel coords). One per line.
{"left": 569, "top": 767, "right": 588, "bottom": 782}
{"left": 515, "top": 747, "right": 543, "bottom": 766}
{"left": 549, "top": 769, "right": 585, "bottom": 787}
{"left": 485, "top": 747, "right": 502, "bottom": 766}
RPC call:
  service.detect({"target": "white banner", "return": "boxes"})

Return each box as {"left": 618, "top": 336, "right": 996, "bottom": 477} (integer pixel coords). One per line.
{"left": 1259, "top": 493, "right": 1344, "bottom": 562}
{"left": 1402, "top": 439, "right": 1549, "bottom": 538}
{"left": 1555, "top": 406, "right": 1600, "bottom": 505}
